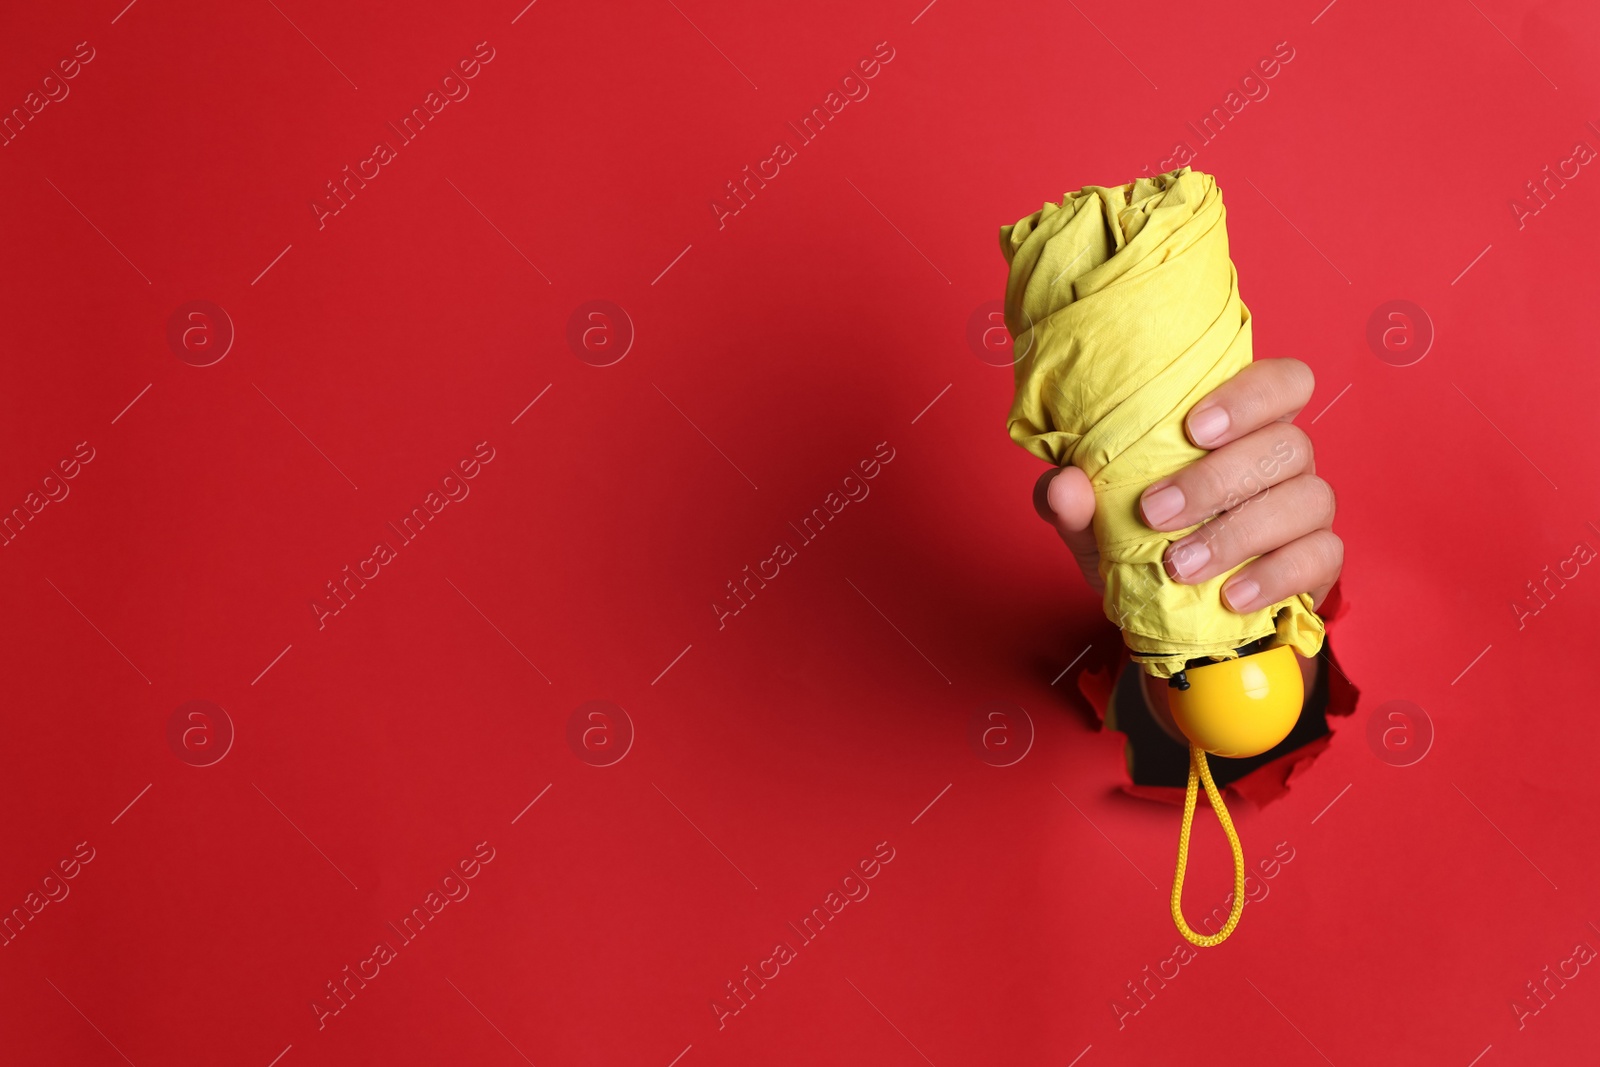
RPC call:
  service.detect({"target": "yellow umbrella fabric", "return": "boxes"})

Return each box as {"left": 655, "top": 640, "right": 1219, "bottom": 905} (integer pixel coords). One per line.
{"left": 999, "top": 166, "right": 1325, "bottom": 679}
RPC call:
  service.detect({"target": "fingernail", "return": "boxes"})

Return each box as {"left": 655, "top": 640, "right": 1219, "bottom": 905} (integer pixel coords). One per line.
{"left": 1188, "top": 406, "right": 1229, "bottom": 447}
{"left": 1168, "top": 539, "right": 1211, "bottom": 579}
{"left": 1141, "top": 484, "right": 1185, "bottom": 527}
{"left": 1223, "top": 576, "right": 1263, "bottom": 612}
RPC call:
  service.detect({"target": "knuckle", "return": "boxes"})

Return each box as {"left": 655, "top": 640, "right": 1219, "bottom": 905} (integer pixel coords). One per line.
{"left": 1280, "top": 358, "right": 1316, "bottom": 401}
{"left": 1305, "top": 475, "right": 1337, "bottom": 523}
{"left": 1239, "top": 376, "right": 1275, "bottom": 421}
{"left": 1288, "top": 530, "right": 1344, "bottom": 592}
{"left": 1220, "top": 498, "right": 1267, "bottom": 554}
{"left": 1273, "top": 547, "right": 1316, "bottom": 596}
{"left": 1250, "top": 498, "right": 1285, "bottom": 551}
{"left": 1280, "top": 424, "right": 1313, "bottom": 470}
{"left": 1319, "top": 529, "right": 1345, "bottom": 573}
{"left": 1191, "top": 458, "right": 1238, "bottom": 517}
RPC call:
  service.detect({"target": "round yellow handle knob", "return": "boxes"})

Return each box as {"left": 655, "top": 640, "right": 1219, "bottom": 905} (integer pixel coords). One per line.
{"left": 1167, "top": 644, "right": 1304, "bottom": 758}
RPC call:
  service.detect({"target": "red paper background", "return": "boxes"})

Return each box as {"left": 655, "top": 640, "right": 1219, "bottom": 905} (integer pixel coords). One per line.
{"left": 2, "top": 0, "right": 1598, "bottom": 1063}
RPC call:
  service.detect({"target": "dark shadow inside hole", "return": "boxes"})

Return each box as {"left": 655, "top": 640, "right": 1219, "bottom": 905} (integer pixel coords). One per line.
{"left": 1107, "top": 638, "right": 1338, "bottom": 791}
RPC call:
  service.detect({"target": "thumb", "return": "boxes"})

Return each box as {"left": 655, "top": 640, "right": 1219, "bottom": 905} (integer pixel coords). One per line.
{"left": 1033, "top": 465, "right": 1104, "bottom": 594}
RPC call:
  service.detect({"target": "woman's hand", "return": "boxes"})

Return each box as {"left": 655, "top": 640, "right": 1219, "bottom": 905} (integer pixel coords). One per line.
{"left": 1031, "top": 357, "right": 1342, "bottom": 612}
{"left": 1032, "top": 358, "right": 1342, "bottom": 745}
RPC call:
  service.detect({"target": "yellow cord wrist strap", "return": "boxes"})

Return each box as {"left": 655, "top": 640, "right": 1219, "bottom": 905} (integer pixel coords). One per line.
{"left": 1171, "top": 744, "right": 1247, "bottom": 948}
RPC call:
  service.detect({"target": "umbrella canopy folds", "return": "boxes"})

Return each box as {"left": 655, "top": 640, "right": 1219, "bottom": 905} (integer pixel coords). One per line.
{"left": 1000, "top": 167, "right": 1324, "bottom": 678}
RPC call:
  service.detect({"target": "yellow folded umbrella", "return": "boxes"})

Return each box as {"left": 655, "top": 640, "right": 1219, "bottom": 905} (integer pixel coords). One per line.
{"left": 998, "top": 166, "right": 1326, "bottom": 946}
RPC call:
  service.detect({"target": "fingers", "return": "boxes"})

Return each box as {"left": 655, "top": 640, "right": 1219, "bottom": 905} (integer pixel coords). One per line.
{"left": 1033, "top": 464, "right": 1104, "bottom": 594}
{"left": 1139, "top": 422, "right": 1314, "bottom": 532}
{"left": 1221, "top": 528, "right": 1345, "bottom": 614}
{"left": 1162, "top": 473, "right": 1336, "bottom": 585}
{"left": 1146, "top": 357, "right": 1341, "bottom": 616}
{"left": 1031, "top": 356, "right": 1339, "bottom": 615}
{"left": 1184, "top": 357, "right": 1315, "bottom": 449}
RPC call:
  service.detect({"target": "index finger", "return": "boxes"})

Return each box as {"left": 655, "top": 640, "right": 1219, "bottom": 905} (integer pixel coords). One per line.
{"left": 1185, "top": 357, "right": 1316, "bottom": 449}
